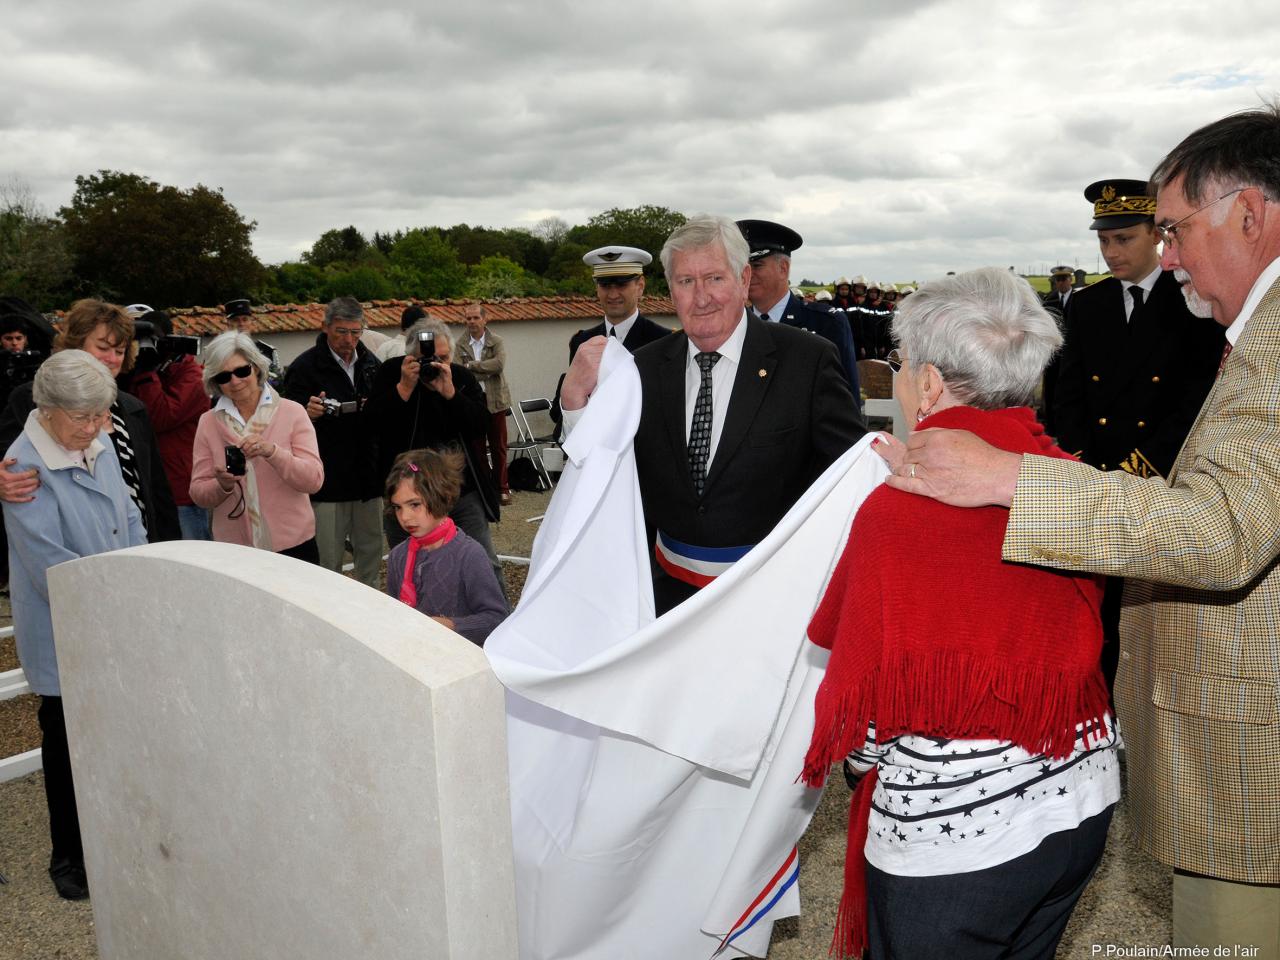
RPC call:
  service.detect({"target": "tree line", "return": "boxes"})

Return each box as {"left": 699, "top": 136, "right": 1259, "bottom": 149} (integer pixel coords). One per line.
{"left": 1, "top": 171, "right": 688, "bottom": 312}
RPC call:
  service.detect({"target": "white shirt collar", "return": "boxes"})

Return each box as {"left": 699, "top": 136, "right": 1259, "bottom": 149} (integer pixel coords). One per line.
{"left": 604, "top": 310, "right": 639, "bottom": 342}
{"left": 1226, "top": 255, "right": 1280, "bottom": 346}
{"left": 24, "top": 409, "right": 106, "bottom": 475}
{"left": 759, "top": 291, "right": 791, "bottom": 323}
{"left": 215, "top": 383, "right": 277, "bottom": 427}
{"left": 1130, "top": 264, "right": 1161, "bottom": 296}
{"left": 686, "top": 310, "right": 749, "bottom": 366}
{"left": 329, "top": 346, "right": 358, "bottom": 381}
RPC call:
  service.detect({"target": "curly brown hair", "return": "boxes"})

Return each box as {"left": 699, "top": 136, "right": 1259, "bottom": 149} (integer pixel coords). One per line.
{"left": 54, "top": 299, "right": 137, "bottom": 374}
{"left": 384, "top": 448, "right": 465, "bottom": 521}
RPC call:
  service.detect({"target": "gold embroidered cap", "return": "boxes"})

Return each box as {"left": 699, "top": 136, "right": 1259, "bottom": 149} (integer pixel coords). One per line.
{"left": 1084, "top": 179, "right": 1156, "bottom": 230}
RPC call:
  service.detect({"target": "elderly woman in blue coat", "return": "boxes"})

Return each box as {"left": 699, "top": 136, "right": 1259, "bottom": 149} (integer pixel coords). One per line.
{"left": 3, "top": 350, "right": 146, "bottom": 901}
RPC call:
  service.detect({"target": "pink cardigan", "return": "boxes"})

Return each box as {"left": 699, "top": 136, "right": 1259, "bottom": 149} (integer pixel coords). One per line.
{"left": 189, "top": 398, "right": 325, "bottom": 551}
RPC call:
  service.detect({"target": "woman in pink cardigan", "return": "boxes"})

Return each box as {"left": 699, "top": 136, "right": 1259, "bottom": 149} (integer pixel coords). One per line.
{"left": 190, "top": 332, "right": 324, "bottom": 562}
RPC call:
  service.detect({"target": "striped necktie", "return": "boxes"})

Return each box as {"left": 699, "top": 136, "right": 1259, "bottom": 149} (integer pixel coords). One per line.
{"left": 687, "top": 351, "right": 721, "bottom": 496}
{"left": 109, "top": 406, "right": 148, "bottom": 534}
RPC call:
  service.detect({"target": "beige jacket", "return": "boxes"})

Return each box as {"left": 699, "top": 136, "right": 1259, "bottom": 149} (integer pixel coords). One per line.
{"left": 460, "top": 330, "right": 511, "bottom": 414}
{"left": 1003, "top": 276, "right": 1280, "bottom": 884}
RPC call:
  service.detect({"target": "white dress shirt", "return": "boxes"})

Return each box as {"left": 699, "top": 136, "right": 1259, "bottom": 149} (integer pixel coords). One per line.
{"left": 328, "top": 347, "right": 358, "bottom": 385}
{"left": 683, "top": 312, "right": 749, "bottom": 466}
{"left": 1123, "top": 265, "right": 1161, "bottom": 323}
{"left": 1225, "top": 255, "right": 1280, "bottom": 347}
{"left": 757, "top": 293, "right": 790, "bottom": 324}
{"left": 604, "top": 310, "right": 640, "bottom": 342}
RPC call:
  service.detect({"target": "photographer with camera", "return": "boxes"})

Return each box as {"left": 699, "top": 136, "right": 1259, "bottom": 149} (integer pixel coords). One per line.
{"left": 119, "top": 308, "right": 210, "bottom": 540}
{"left": 365, "top": 318, "right": 504, "bottom": 590}
{"left": 280, "top": 296, "right": 382, "bottom": 587}
{"left": 190, "top": 332, "right": 323, "bottom": 561}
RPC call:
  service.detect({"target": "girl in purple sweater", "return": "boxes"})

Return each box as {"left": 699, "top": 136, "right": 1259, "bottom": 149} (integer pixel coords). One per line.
{"left": 384, "top": 448, "right": 508, "bottom": 645}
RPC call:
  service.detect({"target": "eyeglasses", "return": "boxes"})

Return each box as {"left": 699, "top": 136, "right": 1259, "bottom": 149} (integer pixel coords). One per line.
{"left": 212, "top": 364, "right": 254, "bottom": 385}
{"left": 329, "top": 326, "right": 364, "bottom": 339}
{"left": 1155, "top": 188, "right": 1246, "bottom": 246}
{"left": 61, "top": 410, "right": 108, "bottom": 428}
{"left": 595, "top": 276, "right": 639, "bottom": 288}
{"left": 885, "top": 349, "right": 905, "bottom": 373}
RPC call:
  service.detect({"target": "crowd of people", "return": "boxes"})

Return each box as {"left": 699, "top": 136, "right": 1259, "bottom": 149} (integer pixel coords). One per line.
{"left": 4, "top": 103, "right": 1279, "bottom": 958}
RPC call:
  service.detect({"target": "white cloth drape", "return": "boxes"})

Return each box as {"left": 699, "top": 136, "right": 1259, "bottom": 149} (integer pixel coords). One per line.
{"left": 486, "top": 339, "right": 887, "bottom": 959}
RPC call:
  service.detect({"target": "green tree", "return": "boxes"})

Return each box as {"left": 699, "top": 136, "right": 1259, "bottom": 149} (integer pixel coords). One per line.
{"left": 464, "top": 254, "right": 546, "bottom": 299}
{"left": 258, "top": 261, "right": 327, "bottom": 304}
{"left": 0, "top": 179, "right": 73, "bottom": 311}
{"left": 582, "top": 205, "right": 686, "bottom": 283}
{"left": 320, "top": 264, "right": 393, "bottom": 302}
{"left": 59, "top": 170, "right": 262, "bottom": 308}
{"left": 386, "top": 229, "right": 467, "bottom": 299}
{"left": 304, "top": 226, "right": 372, "bottom": 268}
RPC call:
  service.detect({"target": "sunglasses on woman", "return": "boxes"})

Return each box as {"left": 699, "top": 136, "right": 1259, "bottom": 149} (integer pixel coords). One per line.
{"left": 212, "top": 364, "right": 254, "bottom": 385}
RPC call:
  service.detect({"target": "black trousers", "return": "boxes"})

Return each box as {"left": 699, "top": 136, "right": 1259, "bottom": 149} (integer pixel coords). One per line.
{"left": 278, "top": 536, "right": 320, "bottom": 564}
{"left": 37, "top": 696, "right": 82, "bottom": 864}
{"left": 866, "top": 804, "right": 1115, "bottom": 960}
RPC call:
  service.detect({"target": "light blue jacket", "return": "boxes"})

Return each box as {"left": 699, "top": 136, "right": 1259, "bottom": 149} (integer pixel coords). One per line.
{"left": 4, "top": 412, "right": 147, "bottom": 696}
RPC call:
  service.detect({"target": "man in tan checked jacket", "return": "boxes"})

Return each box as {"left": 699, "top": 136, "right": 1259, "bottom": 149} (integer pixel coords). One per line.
{"left": 880, "top": 106, "right": 1280, "bottom": 955}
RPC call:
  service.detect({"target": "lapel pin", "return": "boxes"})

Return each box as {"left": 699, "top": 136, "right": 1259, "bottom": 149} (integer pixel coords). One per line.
{"left": 758, "top": 369, "right": 767, "bottom": 378}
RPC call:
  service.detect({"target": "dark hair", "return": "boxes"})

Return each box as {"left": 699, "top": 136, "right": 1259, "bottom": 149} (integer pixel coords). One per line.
{"left": 54, "top": 299, "right": 137, "bottom": 374}
{"left": 0, "top": 313, "right": 26, "bottom": 336}
{"left": 400, "top": 304, "right": 427, "bottom": 331}
{"left": 384, "top": 448, "right": 465, "bottom": 520}
{"left": 1150, "top": 102, "right": 1280, "bottom": 205}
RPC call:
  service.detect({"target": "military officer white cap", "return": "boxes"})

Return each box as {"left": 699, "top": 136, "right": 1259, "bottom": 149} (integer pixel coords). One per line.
{"left": 583, "top": 245, "right": 652, "bottom": 278}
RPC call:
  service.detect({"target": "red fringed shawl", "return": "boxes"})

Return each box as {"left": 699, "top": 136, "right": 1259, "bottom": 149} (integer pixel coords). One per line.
{"left": 801, "top": 405, "right": 1111, "bottom": 958}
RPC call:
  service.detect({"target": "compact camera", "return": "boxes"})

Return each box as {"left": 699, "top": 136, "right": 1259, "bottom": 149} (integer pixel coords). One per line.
{"left": 319, "top": 398, "right": 358, "bottom": 416}
{"left": 225, "top": 445, "right": 247, "bottom": 477}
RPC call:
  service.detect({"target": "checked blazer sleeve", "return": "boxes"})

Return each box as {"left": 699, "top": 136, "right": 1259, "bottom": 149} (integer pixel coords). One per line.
{"left": 1001, "top": 276, "right": 1280, "bottom": 885}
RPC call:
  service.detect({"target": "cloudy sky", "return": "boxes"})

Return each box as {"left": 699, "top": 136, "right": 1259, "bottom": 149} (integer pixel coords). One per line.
{"left": 5, "top": 0, "right": 1278, "bottom": 285}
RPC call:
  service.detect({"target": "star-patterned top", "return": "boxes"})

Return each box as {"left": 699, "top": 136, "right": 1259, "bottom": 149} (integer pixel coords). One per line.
{"left": 847, "top": 716, "right": 1120, "bottom": 877}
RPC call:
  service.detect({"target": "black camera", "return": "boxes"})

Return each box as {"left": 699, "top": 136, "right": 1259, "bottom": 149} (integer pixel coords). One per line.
{"left": 417, "top": 331, "right": 440, "bottom": 381}
{"left": 319, "top": 398, "right": 358, "bottom": 416}
{"left": 133, "top": 318, "right": 199, "bottom": 373}
{"left": 1, "top": 349, "right": 45, "bottom": 390}
{"left": 225, "top": 445, "right": 246, "bottom": 477}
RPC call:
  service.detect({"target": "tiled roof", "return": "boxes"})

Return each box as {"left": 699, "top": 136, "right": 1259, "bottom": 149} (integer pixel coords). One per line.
{"left": 165, "top": 296, "right": 677, "bottom": 338}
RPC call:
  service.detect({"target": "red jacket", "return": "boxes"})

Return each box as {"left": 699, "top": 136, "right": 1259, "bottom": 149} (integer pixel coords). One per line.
{"left": 125, "top": 355, "right": 208, "bottom": 506}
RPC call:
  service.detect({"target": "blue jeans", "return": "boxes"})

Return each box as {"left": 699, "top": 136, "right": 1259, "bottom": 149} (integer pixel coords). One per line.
{"left": 177, "top": 504, "right": 211, "bottom": 541}
{"left": 866, "top": 804, "right": 1115, "bottom": 960}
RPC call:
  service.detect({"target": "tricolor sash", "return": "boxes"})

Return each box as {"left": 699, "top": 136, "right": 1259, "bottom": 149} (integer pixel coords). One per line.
{"left": 655, "top": 531, "right": 754, "bottom": 588}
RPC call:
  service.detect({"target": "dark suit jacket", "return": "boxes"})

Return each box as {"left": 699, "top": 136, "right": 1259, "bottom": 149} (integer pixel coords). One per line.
{"left": 772, "top": 293, "right": 861, "bottom": 402}
{"left": 568, "top": 313, "right": 672, "bottom": 363}
{"left": 0, "top": 381, "right": 181, "bottom": 542}
{"left": 1053, "top": 271, "right": 1224, "bottom": 476}
{"left": 552, "top": 314, "right": 673, "bottom": 427}
{"left": 633, "top": 316, "right": 865, "bottom": 611}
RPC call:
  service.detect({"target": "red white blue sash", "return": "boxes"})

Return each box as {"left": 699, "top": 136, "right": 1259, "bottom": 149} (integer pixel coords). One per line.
{"left": 654, "top": 531, "right": 754, "bottom": 588}
{"left": 713, "top": 846, "right": 800, "bottom": 955}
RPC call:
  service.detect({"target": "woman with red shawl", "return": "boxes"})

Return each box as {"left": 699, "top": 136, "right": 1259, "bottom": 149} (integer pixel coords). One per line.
{"left": 802, "top": 267, "right": 1119, "bottom": 959}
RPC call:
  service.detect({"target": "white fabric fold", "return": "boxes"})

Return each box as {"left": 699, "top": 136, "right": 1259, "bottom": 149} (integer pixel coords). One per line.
{"left": 487, "top": 346, "right": 887, "bottom": 958}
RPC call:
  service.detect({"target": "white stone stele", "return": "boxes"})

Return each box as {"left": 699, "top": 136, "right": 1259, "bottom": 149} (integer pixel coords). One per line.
{"left": 48, "top": 540, "right": 516, "bottom": 960}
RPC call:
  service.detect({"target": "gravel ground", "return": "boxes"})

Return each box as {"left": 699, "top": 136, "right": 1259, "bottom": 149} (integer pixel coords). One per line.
{"left": 0, "top": 489, "right": 1171, "bottom": 958}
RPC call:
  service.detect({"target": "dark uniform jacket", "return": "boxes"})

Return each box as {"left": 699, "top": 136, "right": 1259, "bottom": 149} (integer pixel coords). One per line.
{"left": 280, "top": 334, "right": 381, "bottom": 502}
{"left": 768, "top": 294, "right": 861, "bottom": 401}
{"left": 552, "top": 314, "right": 673, "bottom": 428}
{"left": 569, "top": 313, "right": 671, "bottom": 362}
{"left": 1053, "top": 271, "right": 1224, "bottom": 477}
{"left": 633, "top": 316, "right": 865, "bottom": 612}
{"left": 1, "top": 381, "right": 181, "bottom": 542}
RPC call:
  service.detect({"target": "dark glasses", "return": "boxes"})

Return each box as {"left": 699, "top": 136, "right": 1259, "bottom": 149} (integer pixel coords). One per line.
{"left": 213, "top": 364, "right": 254, "bottom": 385}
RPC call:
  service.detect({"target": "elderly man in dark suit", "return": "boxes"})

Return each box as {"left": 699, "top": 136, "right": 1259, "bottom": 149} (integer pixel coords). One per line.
{"left": 736, "top": 219, "right": 861, "bottom": 407}
{"left": 883, "top": 105, "right": 1280, "bottom": 952}
{"left": 561, "top": 215, "right": 864, "bottom": 613}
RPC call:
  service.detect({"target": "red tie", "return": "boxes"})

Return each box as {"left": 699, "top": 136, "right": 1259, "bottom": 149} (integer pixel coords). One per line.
{"left": 1218, "top": 342, "right": 1233, "bottom": 375}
